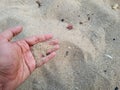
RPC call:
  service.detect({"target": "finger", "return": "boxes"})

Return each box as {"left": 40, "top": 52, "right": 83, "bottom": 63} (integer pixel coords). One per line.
{"left": 24, "top": 34, "right": 53, "bottom": 46}
{"left": 49, "top": 39, "right": 59, "bottom": 45}
{"left": 0, "top": 26, "right": 23, "bottom": 41}
{"left": 36, "top": 52, "right": 56, "bottom": 68}
{"left": 46, "top": 45, "right": 59, "bottom": 55}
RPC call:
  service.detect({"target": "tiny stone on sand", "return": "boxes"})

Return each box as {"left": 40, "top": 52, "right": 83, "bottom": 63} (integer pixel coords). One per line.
{"left": 112, "top": 4, "right": 119, "bottom": 10}
{"left": 68, "top": 46, "right": 71, "bottom": 49}
{"left": 66, "top": 24, "right": 73, "bottom": 30}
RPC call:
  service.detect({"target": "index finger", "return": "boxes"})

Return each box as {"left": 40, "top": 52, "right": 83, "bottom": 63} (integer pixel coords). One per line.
{"left": 24, "top": 34, "right": 53, "bottom": 46}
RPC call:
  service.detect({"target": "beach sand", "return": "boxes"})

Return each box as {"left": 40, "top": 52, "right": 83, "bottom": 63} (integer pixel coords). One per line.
{"left": 0, "top": 0, "right": 120, "bottom": 90}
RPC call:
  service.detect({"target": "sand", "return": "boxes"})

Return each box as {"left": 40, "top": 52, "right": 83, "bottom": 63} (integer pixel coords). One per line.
{"left": 0, "top": 0, "right": 120, "bottom": 90}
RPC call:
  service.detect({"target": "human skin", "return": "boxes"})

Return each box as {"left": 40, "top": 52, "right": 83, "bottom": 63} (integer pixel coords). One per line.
{"left": 0, "top": 26, "right": 59, "bottom": 90}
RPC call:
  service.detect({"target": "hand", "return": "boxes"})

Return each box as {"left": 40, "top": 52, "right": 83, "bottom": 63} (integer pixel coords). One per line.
{"left": 0, "top": 26, "right": 59, "bottom": 90}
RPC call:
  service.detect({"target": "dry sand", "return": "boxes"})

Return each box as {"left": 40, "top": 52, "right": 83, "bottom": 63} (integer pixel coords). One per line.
{"left": 0, "top": 0, "right": 120, "bottom": 90}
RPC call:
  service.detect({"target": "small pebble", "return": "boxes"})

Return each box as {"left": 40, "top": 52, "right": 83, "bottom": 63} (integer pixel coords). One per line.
{"left": 105, "top": 54, "right": 113, "bottom": 59}
{"left": 115, "top": 87, "right": 119, "bottom": 90}
{"left": 36, "top": 0, "right": 41, "bottom": 7}
{"left": 112, "top": 4, "right": 119, "bottom": 10}
{"left": 79, "top": 22, "right": 83, "bottom": 24}
{"left": 68, "top": 46, "right": 71, "bottom": 49}
{"left": 65, "top": 51, "right": 69, "bottom": 56}
{"left": 88, "top": 17, "right": 90, "bottom": 21}
{"left": 66, "top": 24, "right": 73, "bottom": 30}
{"left": 61, "top": 19, "right": 64, "bottom": 22}
{"left": 113, "top": 38, "right": 116, "bottom": 41}
{"left": 104, "top": 70, "right": 107, "bottom": 73}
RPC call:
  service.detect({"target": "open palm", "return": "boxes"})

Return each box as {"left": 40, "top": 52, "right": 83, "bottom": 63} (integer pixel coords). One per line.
{"left": 0, "top": 26, "right": 59, "bottom": 90}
